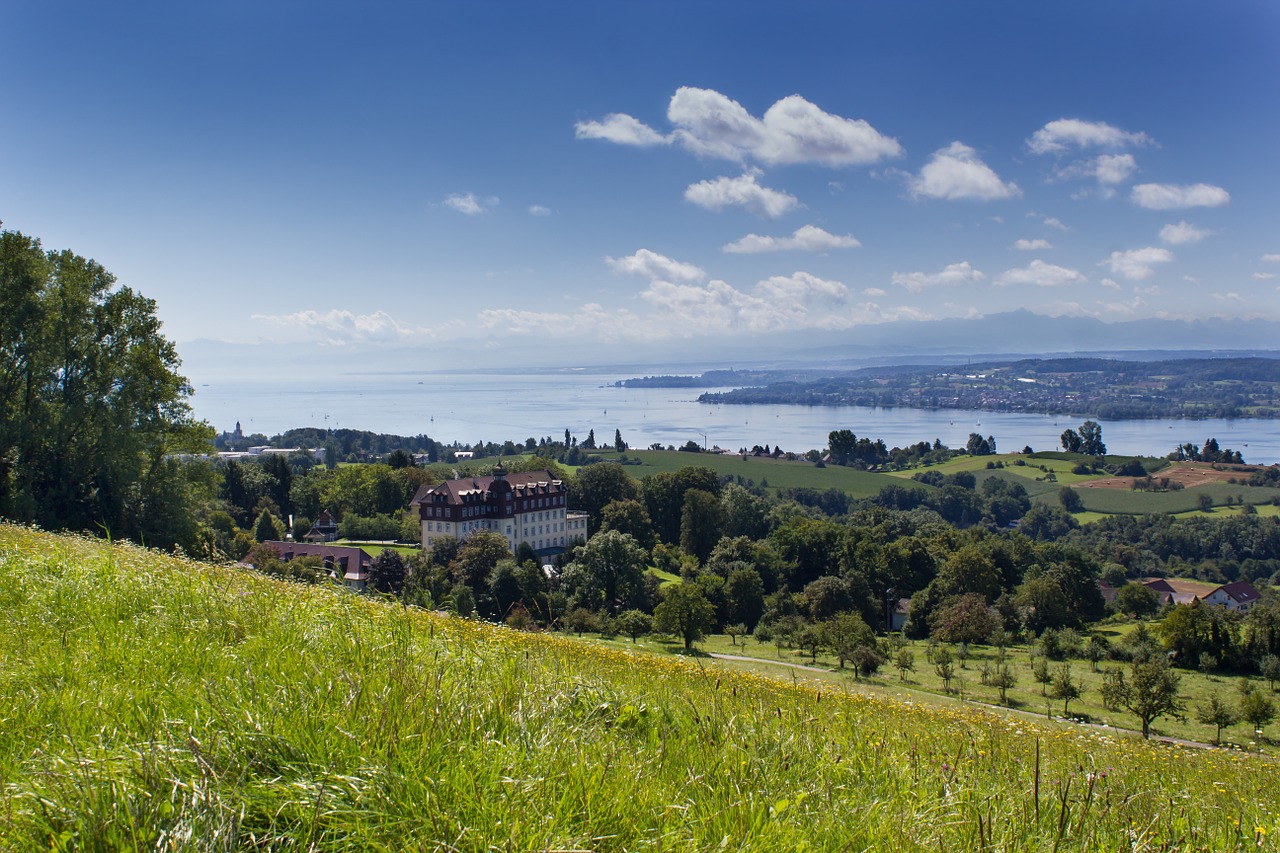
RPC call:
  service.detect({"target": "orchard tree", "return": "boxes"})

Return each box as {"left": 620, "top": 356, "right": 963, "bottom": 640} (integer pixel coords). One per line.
{"left": 1196, "top": 694, "right": 1240, "bottom": 744}
{"left": 1107, "top": 656, "right": 1185, "bottom": 738}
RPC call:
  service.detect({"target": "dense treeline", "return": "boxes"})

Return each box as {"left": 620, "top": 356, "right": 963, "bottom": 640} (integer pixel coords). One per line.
{"left": 0, "top": 231, "right": 214, "bottom": 549}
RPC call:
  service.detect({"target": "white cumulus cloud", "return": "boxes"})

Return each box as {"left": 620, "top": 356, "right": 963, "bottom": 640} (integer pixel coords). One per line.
{"left": 605, "top": 249, "right": 705, "bottom": 283}
{"left": 1159, "top": 221, "right": 1211, "bottom": 245}
{"left": 1014, "top": 238, "right": 1053, "bottom": 251}
{"left": 909, "top": 142, "right": 1020, "bottom": 201}
{"left": 1254, "top": 272, "right": 1277, "bottom": 281}
{"left": 684, "top": 169, "right": 799, "bottom": 218}
{"left": 577, "top": 87, "right": 903, "bottom": 167}
{"left": 1052, "top": 153, "right": 1138, "bottom": 186}
{"left": 891, "top": 261, "right": 985, "bottom": 293}
{"left": 444, "top": 192, "right": 497, "bottom": 215}
{"left": 1131, "top": 183, "right": 1230, "bottom": 210}
{"left": 1262, "top": 254, "right": 1280, "bottom": 263}
{"left": 723, "top": 224, "right": 860, "bottom": 253}
{"left": 1102, "top": 247, "right": 1174, "bottom": 280}
{"left": 573, "top": 113, "right": 669, "bottom": 146}
{"left": 528, "top": 205, "right": 551, "bottom": 216}
{"left": 1027, "top": 119, "right": 1153, "bottom": 155}
{"left": 994, "top": 260, "right": 1086, "bottom": 287}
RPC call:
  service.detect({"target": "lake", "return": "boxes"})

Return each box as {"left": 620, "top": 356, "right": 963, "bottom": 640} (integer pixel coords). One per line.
{"left": 190, "top": 370, "right": 1280, "bottom": 464}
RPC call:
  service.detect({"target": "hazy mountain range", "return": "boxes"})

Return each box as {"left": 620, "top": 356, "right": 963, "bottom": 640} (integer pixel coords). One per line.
{"left": 181, "top": 310, "right": 1280, "bottom": 383}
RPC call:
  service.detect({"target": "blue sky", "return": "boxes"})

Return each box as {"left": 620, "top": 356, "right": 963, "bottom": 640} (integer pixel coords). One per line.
{"left": 3, "top": 2, "right": 1278, "bottom": 368}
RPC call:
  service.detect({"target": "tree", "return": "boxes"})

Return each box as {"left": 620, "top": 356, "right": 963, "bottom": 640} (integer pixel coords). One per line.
{"left": 450, "top": 532, "right": 512, "bottom": 596}
{"left": 1259, "top": 654, "right": 1280, "bottom": 691}
{"left": 1240, "top": 687, "right": 1276, "bottom": 738}
{"left": 1032, "top": 657, "right": 1051, "bottom": 696}
{"left": 928, "top": 593, "right": 998, "bottom": 645}
{"left": 1078, "top": 420, "right": 1106, "bottom": 456}
{"left": 934, "top": 646, "right": 956, "bottom": 691}
{"left": 1115, "top": 582, "right": 1160, "bottom": 618}
{"left": 1049, "top": 664, "right": 1082, "bottom": 714}
{"left": 725, "top": 567, "right": 766, "bottom": 631}
{"left": 895, "top": 647, "right": 916, "bottom": 681}
{"left": 1060, "top": 429, "right": 1082, "bottom": 454}
{"left": 581, "top": 429, "right": 596, "bottom": 450}
{"left": 616, "top": 609, "right": 652, "bottom": 643}
{"left": 1196, "top": 694, "right": 1240, "bottom": 744}
{"left": 614, "top": 429, "right": 626, "bottom": 452}
{"left": 1107, "top": 657, "right": 1184, "bottom": 738}
{"left": 965, "top": 433, "right": 995, "bottom": 456}
{"left": 822, "top": 612, "right": 877, "bottom": 672}
{"left": 254, "top": 509, "right": 284, "bottom": 543}
{"left": 990, "top": 664, "right": 1017, "bottom": 706}
{"left": 599, "top": 498, "right": 656, "bottom": 551}
{"left": 367, "top": 549, "right": 407, "bottom": 596}
{"left": 563, "top": 530, "right": 647, "bottom": 615}
{"left": 0, "top": 230, "right": 212, "bottom": 548}
{"left": 563, "top": 606, "right": 602, "bottom": 637}
{"left": 679, "top": 488, "right": 724, "bottom": 563}
{"left": 653, "top": 583, "right": 716, "bottom": 650}
{"left": 803, "top": 576, "right": 854, "bottom": 622}
{"left": 572, "top": 463, "right": 638, "bottom": 535}
{"left": 1058, "top": 487, "right": 1083, "bottom": 513}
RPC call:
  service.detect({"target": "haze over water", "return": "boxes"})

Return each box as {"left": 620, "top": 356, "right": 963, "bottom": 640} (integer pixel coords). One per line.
{"left": 192, "top": 371, "right": 1280, "bottom": 465}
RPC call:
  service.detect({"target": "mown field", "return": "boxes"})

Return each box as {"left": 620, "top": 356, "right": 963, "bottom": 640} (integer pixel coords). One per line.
{"left": 3, "top": 525, "right": 1280, "bottom": 851}
{"left": 578, "top": 449, "right": 917, "bottom": 498}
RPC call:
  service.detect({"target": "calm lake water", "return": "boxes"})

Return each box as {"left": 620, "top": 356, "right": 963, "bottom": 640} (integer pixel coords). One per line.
{"left": 191, "top": 371, "right": 1280, "bottom": 465}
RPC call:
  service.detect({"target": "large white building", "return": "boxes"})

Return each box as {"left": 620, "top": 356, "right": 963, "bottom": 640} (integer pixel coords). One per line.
{"left": 410, "top": 464, "right": 588, "bottom": 555}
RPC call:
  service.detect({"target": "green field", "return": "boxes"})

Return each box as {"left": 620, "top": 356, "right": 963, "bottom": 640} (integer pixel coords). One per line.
{"left": 1066, "top": 482, "right": 1280, "bottom": 515}
{"left": 583, "top": 448, "right": 919, "bottom": 498}
{"left": 3, "top": 526, "right": 1280, "bottom": 851}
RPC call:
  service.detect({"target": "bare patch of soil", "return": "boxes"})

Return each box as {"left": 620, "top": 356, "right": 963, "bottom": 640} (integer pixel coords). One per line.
{"left": 1079, "top": 462, "right": 1256, "bottom": 490}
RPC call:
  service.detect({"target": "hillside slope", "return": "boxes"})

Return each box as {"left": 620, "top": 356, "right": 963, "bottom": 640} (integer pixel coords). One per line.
{"left": 1, "top": 525, "right": 1276, "bottom": 851}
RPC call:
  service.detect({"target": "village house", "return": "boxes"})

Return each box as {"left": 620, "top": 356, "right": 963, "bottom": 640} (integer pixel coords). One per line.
{"left": 410, "top": 463, "right": 588, "bottom": 556}
{"left": 1139, "top": 577, "right": 1261, "bottom": 613}
{"left": 257, "top": 541, "right": 374, "bottom": 592}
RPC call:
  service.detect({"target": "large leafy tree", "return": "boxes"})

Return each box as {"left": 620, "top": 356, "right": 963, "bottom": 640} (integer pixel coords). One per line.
{"left": 654, "top": 582, "right": 716, "bottom": 650}
{"left": 562, "top": 529, "right": 648, "bottom": 615}
{"left": 0, "top": 230, "right": 211, "bottom": 547}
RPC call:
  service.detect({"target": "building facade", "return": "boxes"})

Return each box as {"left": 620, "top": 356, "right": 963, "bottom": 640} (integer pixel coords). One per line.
{"left": 411, "top": 464, "right": 588, "bottom": 555}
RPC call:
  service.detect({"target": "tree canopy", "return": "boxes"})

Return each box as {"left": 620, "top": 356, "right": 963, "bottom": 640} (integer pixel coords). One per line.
{"left": 0, "top": 230, "right": 211, "bottom": 548}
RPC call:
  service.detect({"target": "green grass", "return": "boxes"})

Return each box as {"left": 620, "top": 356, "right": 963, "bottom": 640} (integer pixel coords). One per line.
{"left": 333, "top": 540, "right": 421, "bottom": 557}
{"left": 4, "top": 525, "right": 1280, "bottom": 851}
{"left": 587, "top": 448, "right": 918, "bottom": 498}
{"left": 636, "top": 630, "right": 1280, "bottom": 749}
{"left": 1065, "top": 482, "right": 1280, "bottom": 515}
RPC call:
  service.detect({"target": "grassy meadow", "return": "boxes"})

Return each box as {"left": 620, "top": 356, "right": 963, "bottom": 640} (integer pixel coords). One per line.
{"left": 3, "top": 525, "right": 1280, "bottom": 851}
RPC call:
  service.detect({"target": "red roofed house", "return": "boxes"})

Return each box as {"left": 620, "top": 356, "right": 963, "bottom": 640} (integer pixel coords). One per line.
{"left": 410, "top": 463, "right": 589, "bottom": 556}
{"left": 259, "top": 541, "right": 374, "bottom": 592}
{"left": 1141, "top": 577, "right": 1261, "bottom": 613}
